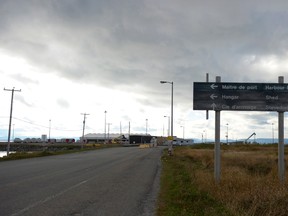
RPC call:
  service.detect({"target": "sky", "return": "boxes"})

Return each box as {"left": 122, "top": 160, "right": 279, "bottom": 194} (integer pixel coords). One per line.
{"left": 0, "top": 0, "right": 288, "bottom": 141}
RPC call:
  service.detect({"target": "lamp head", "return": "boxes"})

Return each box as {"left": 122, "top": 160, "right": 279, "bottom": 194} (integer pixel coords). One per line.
{"left": 160, "top": 81, "right": 167, "bottom": 84}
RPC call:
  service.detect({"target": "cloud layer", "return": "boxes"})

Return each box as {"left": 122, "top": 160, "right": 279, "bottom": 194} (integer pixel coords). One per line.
{"left": 1, "top": 0, "right": 288, "bottom": 140}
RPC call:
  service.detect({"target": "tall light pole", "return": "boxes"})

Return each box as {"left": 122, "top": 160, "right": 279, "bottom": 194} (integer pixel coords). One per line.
{"left": 145, "top": 119, "right": 148, "bottom": 135}
{"left": 164, "top": 115, "right": 170, "bottom": 137}
{"left": 180, "top": 126, "right": 184, "bottom": 139}
{"left": 202, "top": 132, "right": 204, "bottom": 143}
{"left": 104, "top": 110, "right": 107, "bottom": 143}
{"left": 107, "top": 123, "right": 112, "bottom": 142}
{"left": 49, "top": 119, "right": 51, "bottom": 140}
{"left": 4, "top": 87, "right": 21, "bottom": 155}
{"left": 160, "top": 81, "right": 173, "bottom": 139}
{"left": 128, "top": 121, "right": 131, "bottom": 143}
{"left": 160, "top": 81, "right": 174, "bottom": 154}
{"left": 12, "top": 124, "right": 15, "bottom": 140}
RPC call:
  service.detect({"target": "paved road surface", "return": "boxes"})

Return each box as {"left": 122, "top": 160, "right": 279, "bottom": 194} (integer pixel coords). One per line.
{"left": 0, "top": 147, "right": 163, "bottom": 216}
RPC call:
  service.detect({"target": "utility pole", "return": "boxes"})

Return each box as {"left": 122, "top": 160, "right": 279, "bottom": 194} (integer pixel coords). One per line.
{"left": 49, "top": 119, "right": 51, "bottom": 140}
{"left": 104, "top": 110, "right": 107, "bottom": 143}
{"left": 4, "top": 87, "right": 21, "bottom": 155}
{"left": 128, "top": 121, "right": 130, "bottom": 144}
{"left": 164, "top": 115, "right": 170, "bottom": 136}
{"left": 12, "top": 124, "right": 15, "bottom": 140}
{"left": 181, "top": 126, "right": 185, "bottom": 140}
{"left": 107, "top": 123, "right": 112, "bottom": 143}
{"left": 81, "top": 113, "right": 90, "bottom": 149}
{"left": 278, "top": 76, "right": 285, "bottom": 182}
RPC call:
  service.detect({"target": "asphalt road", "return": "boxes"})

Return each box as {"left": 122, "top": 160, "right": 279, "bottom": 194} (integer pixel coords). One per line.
{"left": 0, "top": 146, "right": 163, "bottom": 216}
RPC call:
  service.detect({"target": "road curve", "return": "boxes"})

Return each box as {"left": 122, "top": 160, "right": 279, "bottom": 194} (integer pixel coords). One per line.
{"left": 0, "top": 146, "right": 163, "bottom": 216}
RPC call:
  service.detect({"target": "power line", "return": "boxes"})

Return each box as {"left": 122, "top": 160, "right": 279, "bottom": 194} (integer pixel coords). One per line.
{"left": 11, "top": 117, "right": 82, "bottom": 132}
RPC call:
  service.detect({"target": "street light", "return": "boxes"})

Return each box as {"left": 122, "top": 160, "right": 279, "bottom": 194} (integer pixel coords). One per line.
{"left": 107, "top": 123, "right": 112, "bottom": 142}
{"left": 160, "top": 81, "right": 173, "bottom": 139}
{"left": 12, "top": 124, "right": 15, "bottom": 140}
{"left": 180, "top": 126, "right": 184, "bottom": 140}
{"left": 202, "top": 132, "right": 204, "bottom": 143}
{"left": 160, "top": 80, "right": 173, "bottom": 154}
{"left": 164, "top": 115, "right": 170, "bottom": 136}
{"left": 104, "top": 110, "right": 107, "bottom": 143}
{"left": 49, "top": 119, "right": 51, "bottom": 140}
{"left": 145, "top": 119, "right": 148, "bottom": 135}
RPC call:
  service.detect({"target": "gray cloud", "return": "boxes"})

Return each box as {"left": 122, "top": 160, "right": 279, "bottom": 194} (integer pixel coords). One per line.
{"left": 1, "top": 0, "right": 288, "bottom": 138}
{"left": 10, "top": 74, "right": 39, "bottom": 85}
{"left": 2, "top": 1, "right": 288, "bottom": 86}
{"left": 56, "top": 98, "right": 70, "bottom": 109}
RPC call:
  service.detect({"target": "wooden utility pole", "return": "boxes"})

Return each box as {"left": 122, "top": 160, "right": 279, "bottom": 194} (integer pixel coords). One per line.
{"left": 4, "top": 87, "right": 21, "bottom": 155}
{"left": 81, "top": 113, "right": 90, "bottom": 149}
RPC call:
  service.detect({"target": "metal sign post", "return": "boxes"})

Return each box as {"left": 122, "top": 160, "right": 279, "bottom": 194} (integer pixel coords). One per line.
{"left": 215, "top": 76, "right": 221, "bottom": 183}
{"left": 206, "top": 73, "right": 209, "bottom": 120}
{"left": 193, "top": 76, "right": 286, "bottom": 183}
{"left": 278, "top": 76, "right": 285, "bottom": 182}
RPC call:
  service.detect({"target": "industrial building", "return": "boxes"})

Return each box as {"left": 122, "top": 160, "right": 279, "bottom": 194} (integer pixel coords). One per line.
{"left": 83, "top": 133, "right": 152, "bottom": 145}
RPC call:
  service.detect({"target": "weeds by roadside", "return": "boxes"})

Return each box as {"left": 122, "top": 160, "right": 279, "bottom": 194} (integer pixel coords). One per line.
{"left": 0, "top": 144, "right": 118, "bottom": 161}
{"left": 157, "top": 144, "right": 288, "bottom": 216}
{"left": 157, "top": 148, "right": 232, "bottom": 216}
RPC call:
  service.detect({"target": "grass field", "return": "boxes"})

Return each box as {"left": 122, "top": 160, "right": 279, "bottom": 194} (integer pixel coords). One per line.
{"left": 157, "top": 144, "right": 288, "bottom": 216}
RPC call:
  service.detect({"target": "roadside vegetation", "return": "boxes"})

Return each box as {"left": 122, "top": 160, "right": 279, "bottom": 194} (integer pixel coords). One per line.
{"left": 157, "top": 144, "right": 288, "bottom": 216}
{"left": 0, "top": 143, "right": 119, "bottom": 161}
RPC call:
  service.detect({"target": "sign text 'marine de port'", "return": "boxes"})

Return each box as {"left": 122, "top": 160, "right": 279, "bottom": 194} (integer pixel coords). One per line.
{"left": 193, "top": 82, "right": 288, "bottom": 111}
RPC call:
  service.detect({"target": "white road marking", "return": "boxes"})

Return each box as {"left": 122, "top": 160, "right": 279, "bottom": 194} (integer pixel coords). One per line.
{"left": 11, "top": 180, "right": 88, "bottom": 216}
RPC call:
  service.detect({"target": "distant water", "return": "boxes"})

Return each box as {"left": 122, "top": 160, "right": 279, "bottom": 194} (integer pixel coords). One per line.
{"left": 0, "top": 151, "right": 7, "bottom": 158}
{"left": 0, "top": 151, "right": 16, "bottom": 158}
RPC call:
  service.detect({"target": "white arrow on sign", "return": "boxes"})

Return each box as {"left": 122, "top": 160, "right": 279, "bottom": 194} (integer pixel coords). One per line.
{"left": 211, "top": 103, "right": 217, "bottom": 110}
{"left": 210, "top": 94, "right": 218, "bottom": 100}
{"left": 210, "top": 84, "right": 218, "bottom": 89}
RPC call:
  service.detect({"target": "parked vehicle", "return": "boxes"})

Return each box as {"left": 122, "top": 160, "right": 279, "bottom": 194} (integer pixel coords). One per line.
{"left": 23, "top": 138, "right": 31, "bottom": 143}
{"left": 47, "top": 139, "right": 57, "bottom": 143}
{"left": 47, "top": 138, "right": 75, "bottom": 144}
{"left": 14, "top": 138, "right": 22, "bottom": 143}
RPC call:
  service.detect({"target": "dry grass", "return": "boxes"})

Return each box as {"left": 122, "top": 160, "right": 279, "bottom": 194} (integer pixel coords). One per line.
{"left": 179, "top": 145, "right": 288, "bottom": 216}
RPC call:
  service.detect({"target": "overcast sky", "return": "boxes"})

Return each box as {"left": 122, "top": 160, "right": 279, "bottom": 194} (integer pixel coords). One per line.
{"left": 1, "top": 0, "right": 288, "bottom": 141}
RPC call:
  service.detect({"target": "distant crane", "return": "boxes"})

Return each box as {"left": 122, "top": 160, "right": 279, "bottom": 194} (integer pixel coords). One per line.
{"left": 244, "top": 132, "right": 256, "bottom": 144}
